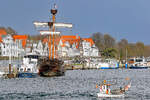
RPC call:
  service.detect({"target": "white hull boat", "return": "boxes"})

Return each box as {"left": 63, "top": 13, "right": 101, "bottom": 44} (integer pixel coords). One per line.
{"left": 97, "top": 92, "right": 124, "bottom": 98}
{"left": 96, "top": 80, "right": 131, "bottom": 98}
{"left": 18, "top": 53, "right": 39, "bottom": 78}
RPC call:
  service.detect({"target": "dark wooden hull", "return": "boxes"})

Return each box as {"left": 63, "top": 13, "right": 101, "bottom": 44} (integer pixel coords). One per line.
{"left": 38, "top": 58, "right": 65, "bottom": 77}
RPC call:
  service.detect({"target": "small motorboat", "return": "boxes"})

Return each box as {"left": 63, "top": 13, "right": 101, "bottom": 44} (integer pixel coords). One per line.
{"left": 128, "top": 57, "right": 148, "bottom": 69}
{"left": 17, "top": 53, "right": 39, "bottom": 78}
{"left": 96, "top": 80, "right": 131, "bottom": 98}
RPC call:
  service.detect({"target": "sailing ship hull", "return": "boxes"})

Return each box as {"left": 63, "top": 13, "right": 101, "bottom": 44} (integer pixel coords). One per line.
{"left": 38, "top": 58, "right": 65, "bottom": 77}
{"left": 97, "top": 93, "right": 125, "bottom": 98}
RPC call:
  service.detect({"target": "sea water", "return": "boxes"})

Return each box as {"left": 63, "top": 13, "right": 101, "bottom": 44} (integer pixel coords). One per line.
{"left": 0, "top": 69, "right": 149, "bottom": 100}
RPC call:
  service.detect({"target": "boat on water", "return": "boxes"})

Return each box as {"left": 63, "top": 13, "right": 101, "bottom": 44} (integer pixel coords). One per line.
{"left": 98, "top": 59, "right": 119, "bottom": 69}
{"left": 128, "top": 57, "right": 148, "bottom": 69}
{"left": 18, "top": 53, "right": 39, "bottom": 78}
{"left": 96, "top": 80, "right": 131, "bottom": 98}
{"left": 33, "top": 4, "right": 72, "bottom": 77}
{"left": 38, "top": 57, "right": 65, "bottom": 77}
{"left": 0, "top": 71, "right": 5, "bottom": 78}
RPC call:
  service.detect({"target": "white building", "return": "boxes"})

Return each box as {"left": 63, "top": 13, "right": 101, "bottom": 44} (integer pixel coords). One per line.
{"left": 57, "top": 36, "right": 99, "bottom": 57}
{"left": 0, "top": 34, "right": 24, "bottom": 57}
{"left": 82, "top": 39, "right": 99, "bottom": 57}
{"left": 30, "top": 40, "right": 49, "bottom": 57}
{"left": 43, "top": 42, "right": 49, "bottom": 57}
{"left": 31, "top": 41, "right": 44, "bottom": 56}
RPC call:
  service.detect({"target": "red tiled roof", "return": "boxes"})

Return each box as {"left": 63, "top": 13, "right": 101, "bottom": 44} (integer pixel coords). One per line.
{"left": 42, "top": 35, "right": 95, "bottom": 48}
{"left": 0, "top": 29, "right": 7, "bottom": 42}
{"left": 0, "top": 29, "right": 7, "bottom": 35}
{"left": 13, "top": 35, "right": 28, "bottom": 48}
{"left": 61, "top": 35, "right": 80, "bottom": 48}
{"left": 82, "top": 38, "right": 94, "bottom": 46}
{"left": 0, "top": 37, "right": 2, "bottom": 42}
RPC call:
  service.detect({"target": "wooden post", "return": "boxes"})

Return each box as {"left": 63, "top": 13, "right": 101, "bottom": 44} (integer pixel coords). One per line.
{"left": 9, "top": 64, "right": 11, "bottom": 74}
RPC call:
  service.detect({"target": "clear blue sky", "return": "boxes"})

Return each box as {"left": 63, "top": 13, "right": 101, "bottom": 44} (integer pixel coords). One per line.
{"left": 0, "top": 0, "right": 150, "bottom": 44}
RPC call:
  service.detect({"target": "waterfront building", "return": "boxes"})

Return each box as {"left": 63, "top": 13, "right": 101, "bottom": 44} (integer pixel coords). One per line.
{"left": 25, "top": 40, "right": 33, "bottom": 54}
{"left": 13, "top": 35, "right": 28, "bottom": 56}
{"left": 43, "top": 42, "right": 49, "bottom": 57}
{"left": 0, "top": 29, "right": 7, "bottom": 42}
{"left": 57, "top": 35, "right": 80, "bottom": 57}
{"left": 57, "top": 35, "right": 99, "bottom": 57}
{"left": 82, "top": 38, "right": 99, "bottom": 57}
{"left": 31, "top": 40, "right": 44, "bottom": 56}
{"left": 0, "top": 29, "right": 7, "bottom": 55}
{"left": 0, "top": 34, "right": 23, "bottom": 57}
{"left": 0, "top": 32, "right": 99, "bottom": 58}
{"left": 0, "top": 30, "right": 28, "bottom": 57}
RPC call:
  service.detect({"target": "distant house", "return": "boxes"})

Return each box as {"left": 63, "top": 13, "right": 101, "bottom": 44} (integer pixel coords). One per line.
{"left": 13, "top": 35, "right": 28, "bottom": 56}
{"left": 39, "top": 35, "right": 99, "bottom": 58}
{"left": 0, "top": 29, "right": 7, "bottom": 55}
{"left": 43, "top": 42, "right": 49, "bottom": 57}
{"left": 58, "top": 35, "right": 80, "bottom": 57}
{"left": 13, "top": 35, "right": 28, "bottom": 48}
{"left": 0, "top": 34, "right": 23, "bottom": 57}
{"left": 0, "top": 32, "right": 29, "bottom": 57}
{"left": 32, "top": 40, "right": 44, "bottom": 56}
{"left": 0, "top": 29, "right": 7, "bottom": 43}
{"left": 82, "top": 38, "right": 99, "bottom": 57}
{"left": 25, "top": 40, "right": 33, "bottom": 54}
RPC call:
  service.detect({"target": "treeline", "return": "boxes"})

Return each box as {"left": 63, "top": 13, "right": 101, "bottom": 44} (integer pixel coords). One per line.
{"left": 91, "top": 32, "right": 150, "bottom": 60}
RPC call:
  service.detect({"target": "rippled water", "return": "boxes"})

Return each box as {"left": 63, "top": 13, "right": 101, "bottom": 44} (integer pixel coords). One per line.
{"left": 0, "top": 69, "right": 150, "bottom": 100}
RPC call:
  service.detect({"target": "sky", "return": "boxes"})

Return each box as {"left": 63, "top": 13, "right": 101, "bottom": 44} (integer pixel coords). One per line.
{"left": 0, "top": 0, "right": 150, "bottom": 44}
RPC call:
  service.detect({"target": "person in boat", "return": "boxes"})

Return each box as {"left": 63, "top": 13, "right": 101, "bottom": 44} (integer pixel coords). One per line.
{"left": 98, "top": 80, "right": 131, "bottom": 95}
{"left": 99, "top": 80, "right": 111, "bottom": 94}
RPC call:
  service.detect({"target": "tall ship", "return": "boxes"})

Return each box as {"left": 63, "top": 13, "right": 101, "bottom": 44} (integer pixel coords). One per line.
{"left": 33, "top": 4, "right": 73, "bottom": 77}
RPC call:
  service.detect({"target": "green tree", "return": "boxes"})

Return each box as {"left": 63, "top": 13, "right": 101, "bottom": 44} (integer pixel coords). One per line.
{"left": 102, "top": 48, "right": 117, "bottom": 58}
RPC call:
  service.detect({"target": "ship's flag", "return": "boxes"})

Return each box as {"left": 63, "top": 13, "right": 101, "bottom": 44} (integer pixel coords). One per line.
{"left": 54, "top": 3, "right": 57, "bottom": 9}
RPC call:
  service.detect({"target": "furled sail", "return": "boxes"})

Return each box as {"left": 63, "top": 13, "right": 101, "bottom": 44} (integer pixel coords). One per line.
{"left": 33, "top": 22, "right": 48, "bottom": 27}
{"left": 33, "top": 22, "right": 73, "bottom": 28}
{"left": 40, "top": 30, "right": 60, "bottom": 35}
{"left": 54, "top": 23, "right": 73, "bottom": 28}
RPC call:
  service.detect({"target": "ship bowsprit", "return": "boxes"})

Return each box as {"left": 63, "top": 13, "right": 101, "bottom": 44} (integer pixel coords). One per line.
{"left": 38, "top": 58, "right": 65, "bottom": 77}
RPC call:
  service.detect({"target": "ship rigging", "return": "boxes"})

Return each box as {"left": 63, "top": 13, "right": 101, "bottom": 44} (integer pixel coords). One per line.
{"left": 33, "top": 4, "right": 73, "bottom": 77}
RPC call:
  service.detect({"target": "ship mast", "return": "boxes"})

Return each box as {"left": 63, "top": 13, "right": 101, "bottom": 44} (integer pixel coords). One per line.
{"left": 50, "top": 4, "right": 57, "bottom": 59}
{"left": 33, "top": 4, "right": 73, "bottom": 59}
{"left": 33, "top": 3, "right": 73, "bottom": 77}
